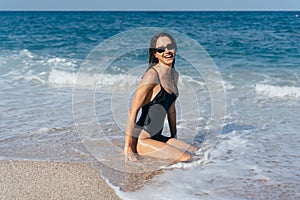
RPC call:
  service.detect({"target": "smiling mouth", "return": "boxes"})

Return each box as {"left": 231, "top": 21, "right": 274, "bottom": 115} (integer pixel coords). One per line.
{"left": 164, "top": 53, "right": 174, "bottom": 59}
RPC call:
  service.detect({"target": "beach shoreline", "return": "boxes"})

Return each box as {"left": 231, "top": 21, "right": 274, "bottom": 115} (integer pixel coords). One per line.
{"left": 0, "top": 160, "right": 121, "bottom": 199}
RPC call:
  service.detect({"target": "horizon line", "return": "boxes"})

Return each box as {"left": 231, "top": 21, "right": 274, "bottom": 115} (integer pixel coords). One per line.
{"left": 0, "top": 9, "right": 299, "bottom": 12}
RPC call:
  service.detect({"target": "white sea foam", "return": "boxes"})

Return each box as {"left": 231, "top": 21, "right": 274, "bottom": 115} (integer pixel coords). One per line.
{"left": 48, "top": 69, "right": 78, "bottom": 86}
{"left": 20, "top": 49, "right": 37, "bottom": 59}
{"left": 115, "top": 132, "right": 252, "bottom": 200}
{"left": 1, "top": 49, "right": 218, "bottom": 91}
{"left": 255, "top": 84, "right": 300, "bottom": 98}
{"left": 19, "top": 49, "right": 78, "bottom": 69}
{"left": 48, "top": 69, "right": 141, "bottom": 87}
{"left": 46, "top": 57, "right": 77, "bottom": 68}
{"left": 1, "top": 50, "right": 80, "bottom": 85}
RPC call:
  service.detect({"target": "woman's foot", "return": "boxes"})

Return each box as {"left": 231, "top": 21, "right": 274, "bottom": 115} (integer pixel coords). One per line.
{"left": 188, "top": 145, "right": 198, "bottom": 153}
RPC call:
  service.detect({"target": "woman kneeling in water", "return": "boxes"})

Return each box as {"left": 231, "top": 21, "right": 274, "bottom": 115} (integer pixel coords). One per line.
{"left": 124, "top": 32, "right": 197, "bottom": 163}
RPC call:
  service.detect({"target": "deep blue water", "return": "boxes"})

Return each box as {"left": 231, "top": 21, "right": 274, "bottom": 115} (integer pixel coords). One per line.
{"left": 1, "top": 11, "right": 299, "bottom": 68}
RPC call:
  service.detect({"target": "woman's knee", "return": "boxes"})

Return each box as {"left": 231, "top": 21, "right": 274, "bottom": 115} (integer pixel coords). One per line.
{"left": 136, "top": 136, "right": 152, "bottom": 153}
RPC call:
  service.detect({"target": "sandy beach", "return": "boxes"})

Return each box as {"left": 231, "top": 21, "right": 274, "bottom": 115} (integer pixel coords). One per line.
{"left": 0, "top": 160, "right": 121, "bottom": 199}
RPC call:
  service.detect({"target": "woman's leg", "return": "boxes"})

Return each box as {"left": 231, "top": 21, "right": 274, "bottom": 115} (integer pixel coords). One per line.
{"left": 166, "top": 138, "right": 198, "bottom": 152}
{"left": 136, "top": 130, "right": 191, "bottom": 162}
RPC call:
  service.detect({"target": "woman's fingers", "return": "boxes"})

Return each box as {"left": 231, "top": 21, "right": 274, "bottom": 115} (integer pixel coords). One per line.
{"left": 131, "top": 153, "right": 138, "bottom": 162}
{"left": 128, "top": 152, "right": 138, "bottom": 162}
{"left": 124, "top": 150, "right": 138, "bottom": 162}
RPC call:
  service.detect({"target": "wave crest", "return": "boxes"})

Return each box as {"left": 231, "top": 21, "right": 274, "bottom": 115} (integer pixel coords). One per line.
{"left": 255, "top": 84, "right": 300, "bottom": 99}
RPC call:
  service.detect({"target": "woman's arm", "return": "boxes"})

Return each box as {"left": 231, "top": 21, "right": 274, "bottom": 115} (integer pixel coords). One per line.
{"left": 167, "top": 69, "right": 179, "bottom": 138}
{"left": 124, "top": 69, "right": 158, "bottom": 162}
{"left": 167, "top": 101, "right": 177, "bottom": 138}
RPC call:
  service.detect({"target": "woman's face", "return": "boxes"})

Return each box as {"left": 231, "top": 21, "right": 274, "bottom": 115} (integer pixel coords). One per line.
{"left": 155, "top": 36, "right": 176, "bottom": 67}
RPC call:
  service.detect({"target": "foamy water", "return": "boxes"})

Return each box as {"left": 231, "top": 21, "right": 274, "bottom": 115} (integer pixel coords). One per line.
{"left": 116, "top": 84, "right": 300, "bottom": 199}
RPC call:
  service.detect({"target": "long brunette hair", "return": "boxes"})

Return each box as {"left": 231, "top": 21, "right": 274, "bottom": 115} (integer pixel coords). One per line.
{"left": 148, "top": 32, "right": 177, "bottom": 69}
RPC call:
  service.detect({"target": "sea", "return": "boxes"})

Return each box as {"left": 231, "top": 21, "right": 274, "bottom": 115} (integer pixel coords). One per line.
{"left": 0, "top": 11, "right": 299, "bottom": 199}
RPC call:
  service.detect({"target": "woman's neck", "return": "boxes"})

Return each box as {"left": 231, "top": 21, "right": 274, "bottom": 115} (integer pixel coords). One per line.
{"left": 156, "top": 63, "right": 172, "bottom": 72}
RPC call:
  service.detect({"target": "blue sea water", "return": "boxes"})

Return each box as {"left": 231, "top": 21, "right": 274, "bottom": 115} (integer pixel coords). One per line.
{"left": 0, "top": 11, "right": 300, "bottom": 199}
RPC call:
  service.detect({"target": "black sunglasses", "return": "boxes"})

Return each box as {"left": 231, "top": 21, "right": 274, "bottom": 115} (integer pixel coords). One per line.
{"left": 155, "top": 43, "right": 176, "bottom": 53}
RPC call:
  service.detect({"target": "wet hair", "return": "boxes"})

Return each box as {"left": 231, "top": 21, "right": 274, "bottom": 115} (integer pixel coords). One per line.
{"left": 148, "top": 32, "right": 177, "bottom": 69}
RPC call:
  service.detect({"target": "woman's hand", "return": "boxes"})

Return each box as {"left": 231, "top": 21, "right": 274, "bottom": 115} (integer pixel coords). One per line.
{"left": 124, "top": 145, "right": 138, "bottom": 163}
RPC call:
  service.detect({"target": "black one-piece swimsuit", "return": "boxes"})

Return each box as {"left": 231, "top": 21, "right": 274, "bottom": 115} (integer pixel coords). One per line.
{"left": 136, "top": 68, "right": 177, "bottom": 143}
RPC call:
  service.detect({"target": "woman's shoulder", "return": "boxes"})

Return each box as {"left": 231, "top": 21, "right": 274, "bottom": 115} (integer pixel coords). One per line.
{"left": 141, "top": 68, "right": 159, "bottom": 84}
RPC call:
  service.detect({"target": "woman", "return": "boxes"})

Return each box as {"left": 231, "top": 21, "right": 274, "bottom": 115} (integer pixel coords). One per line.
{"left": 124, "top": 32, "right": 197, "bottom": 163}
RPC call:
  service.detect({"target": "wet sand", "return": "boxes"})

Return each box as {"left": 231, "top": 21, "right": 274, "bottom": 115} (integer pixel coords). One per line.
{"left": 0, "top": 160, "right": 121, "bottom": 199}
